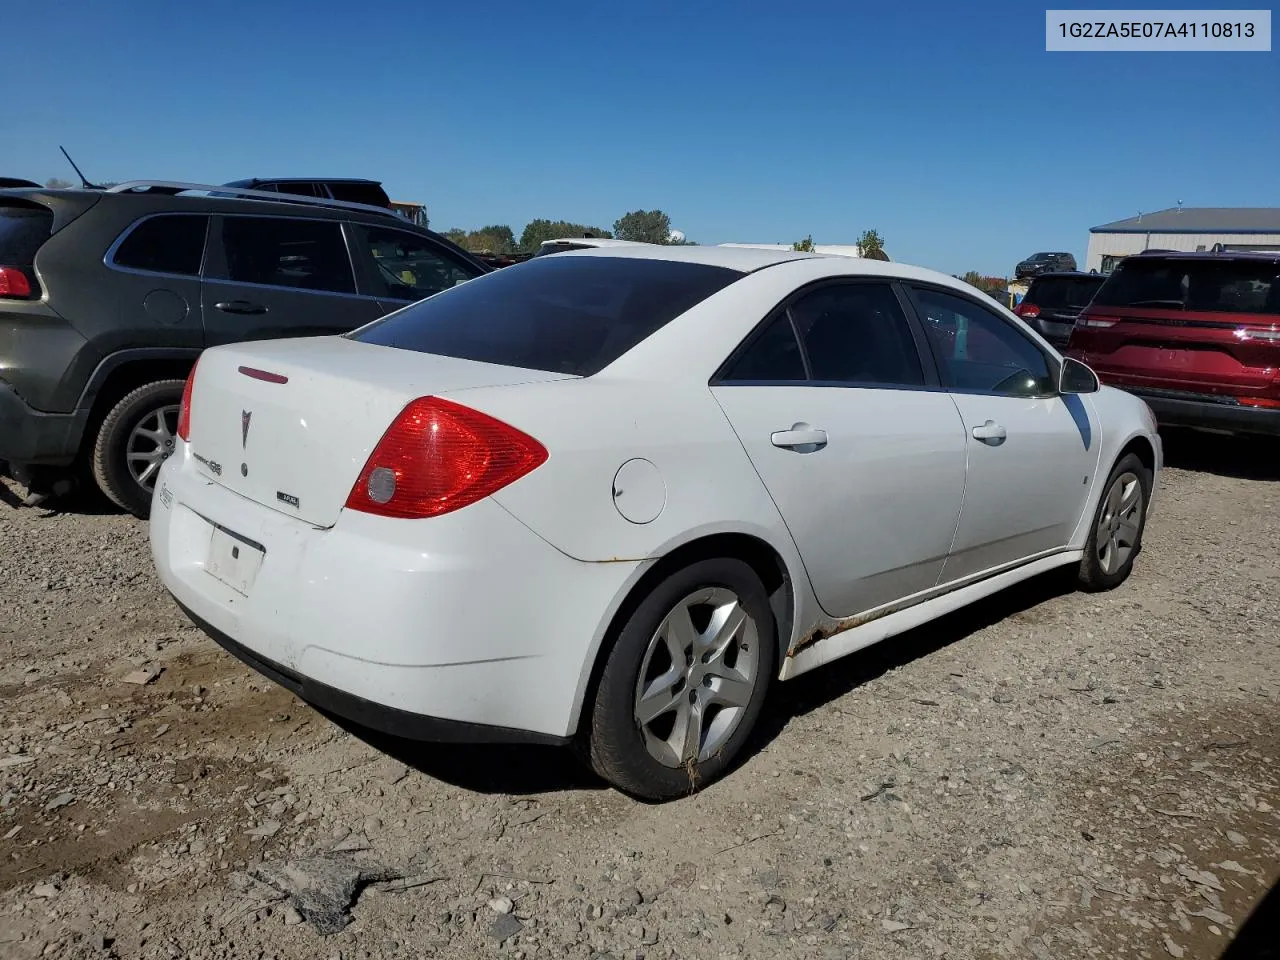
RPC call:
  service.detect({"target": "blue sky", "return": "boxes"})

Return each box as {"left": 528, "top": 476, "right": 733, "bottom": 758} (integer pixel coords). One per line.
{"left": 4, "top": 0, "right": 1277, "bottom": 275}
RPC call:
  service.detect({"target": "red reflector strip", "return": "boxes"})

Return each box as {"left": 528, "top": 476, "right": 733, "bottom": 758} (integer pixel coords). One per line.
{"left": 238, "top": 365, "right": 289, "bottom": 384}
{"left": 1239, "top": 397, "right": 1280, "bottom": 409}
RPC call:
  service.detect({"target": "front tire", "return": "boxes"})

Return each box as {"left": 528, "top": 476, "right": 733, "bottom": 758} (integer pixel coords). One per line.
{"left": 1077, "top": 452, "right": 1151, "bottom": 591}
{"left": 587, "top": 558, "right": 776, "bottom": 801}
{"left": 91, "top": 380, "right": 186, "bottom": 519}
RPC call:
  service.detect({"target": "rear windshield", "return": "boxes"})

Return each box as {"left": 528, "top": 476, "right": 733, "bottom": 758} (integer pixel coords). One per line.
{"left": 0, "top": 202, "right": 53, "bottom": 266}
{"left": 351, "top": 255, "right": 743, "bottom": 376}
{"left": 1092, "top": 258, "right": 1280, "bottom": 316}
{"left": 1026, "top": 275, "right": 1104, "bottom": 309}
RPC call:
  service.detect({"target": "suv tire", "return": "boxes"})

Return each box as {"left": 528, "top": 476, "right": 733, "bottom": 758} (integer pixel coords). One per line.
{"left": 91, "top": 380, "right": 186, "bottom": 519}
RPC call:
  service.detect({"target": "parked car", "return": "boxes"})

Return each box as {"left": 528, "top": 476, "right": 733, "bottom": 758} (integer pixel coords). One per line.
{"left": 222, "top": 178, "right": 391, "bottom": 209}
{"left": 1015, "top": 251, "right": 1077, "bottom": 279}
{"left": 532, "top": 237, "right": 646, "bottom": 256}
{"left": 1014, "top": 271, "right": 1106, "bottom": 348}
{"left": 1067, "top": 250, "right": 1280, "bottom": 436}
{"left": 150, "top": 244, "right": 1161, "bottom": 801}
{"left": 0, "top": 177, "right": 42, "bottom": 189}
{"left": 474, "top": 251, "right": 535, "bottom": 269}
{"left": 0, "top": 180, "right": 488, "bottom": 516}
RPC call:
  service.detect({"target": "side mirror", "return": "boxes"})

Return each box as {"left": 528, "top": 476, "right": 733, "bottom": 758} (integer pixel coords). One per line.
{"left": 1059, "top": 357, "right": 1100, "bottom": 395}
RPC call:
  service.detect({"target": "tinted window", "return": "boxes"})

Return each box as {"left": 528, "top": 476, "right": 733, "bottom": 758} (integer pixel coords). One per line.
{"left": 1092, "top": 257, "right": 1280, "bottom": 316}
{"left": 267, "top": 181, "right": 322, "bottom": 198}
{"left": 789, "top": 283, "right": 924, "bottom": 386}
{"left": 352, "top": 255, "right": 741, "bottom": 376}
{"left": 913, "top": 287, "right": 1053, "bottom": 397}
{"left": 356, "top": 225, "right": 479, "bottom": 300}
{"left": 112, "top": 215, "right": 208, "bottom": 276}
{"left": 1026, "top": 275, "right": 1104, "bottom": 310}
{"left": 328, "top": 182, "right": 389, "bottom": 206}
{"left": 0, "top": 203, "right": 53, "bottom": 266}
{"left": 721, "top": 313, "right": 806, "bottom": 381}
{"left": 217, "top": 217, "right": 355, "bottom": 294}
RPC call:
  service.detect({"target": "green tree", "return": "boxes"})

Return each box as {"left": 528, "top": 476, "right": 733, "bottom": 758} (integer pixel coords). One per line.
{"left": 858, "top": 229, "right": 885, "bottom": 257}
{"left": 519, "top": 219, "right": 612, "bottom": 252}
{"left": 960, "top": 270, "right": 985, "bottom": 288}
{"left": 443, "top": 228, "right": 468, "bottom": 246}
{"left": 613, "top": 209, "right": 672, "bottom": 244}
{"left": 792, "top": 235, "right": 815, "bottom": 252}
{"left": 448, "top": 225, "right": 516, "bottom": 254}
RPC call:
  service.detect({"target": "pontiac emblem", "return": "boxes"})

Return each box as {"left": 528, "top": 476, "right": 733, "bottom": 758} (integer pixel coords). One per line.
{"left": 241, "top": 410, "right": 252, "bottom": 448}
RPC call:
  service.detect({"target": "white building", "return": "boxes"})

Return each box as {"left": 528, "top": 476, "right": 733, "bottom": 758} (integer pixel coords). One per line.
{"left": 1087, "top": 207, "right": 1280, "bottom": 273}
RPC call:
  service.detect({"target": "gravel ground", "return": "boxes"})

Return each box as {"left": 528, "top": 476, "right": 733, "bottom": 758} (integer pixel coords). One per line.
{"left": 2, "top": 428, "right": 1277, "bottom": 960}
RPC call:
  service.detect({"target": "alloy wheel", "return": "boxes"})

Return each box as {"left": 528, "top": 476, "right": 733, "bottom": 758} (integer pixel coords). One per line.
{"left": 126, "top": 404, "right": 181, "bottom": 492}
{"left": 633, "top": 587, "right": 761, "bottom": 768}
{"left": 1096, "top": 470, "right": 1143, "bottom": 575}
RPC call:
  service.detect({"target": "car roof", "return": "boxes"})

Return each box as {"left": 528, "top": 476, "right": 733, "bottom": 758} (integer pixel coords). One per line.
{"left": 1130, "top": 250, "right": 1280, "bottom": 264}
{"left": 225, "top": 177, "right": 383, "bottom": 185}
{"left": 557, "top": 242, "right": 982, "bottom": 290}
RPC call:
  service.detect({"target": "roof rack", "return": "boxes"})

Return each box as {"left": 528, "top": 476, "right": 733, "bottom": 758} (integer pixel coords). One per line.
{"left": 103, "top": 180, "right": 405, "bottom": 222}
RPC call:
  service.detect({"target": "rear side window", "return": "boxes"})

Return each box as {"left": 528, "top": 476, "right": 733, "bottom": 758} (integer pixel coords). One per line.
{"left": 351, "top": 255, "right": 742, "bottom": 376}
{"left": 1026, "top": 275, "right": 1104, "bottom": 309}
{"left": 721, "top": 313, "right": 807, "bottom": 381}
{"left": 215, "top": 217, "right": 355, "bottom": 294}
{"left": 354, "top": 225, "right": 479, "bottom": 301}
{"left": 1093, "top": 258, "right": 1280, "bottom": 315}
{"left": 112, "top": 215, "right": 209, "bottom": 276}
{"left": 789, "top": 283, "right": 924, "bottom": 386}
{"left": 0, "top": 203, "right": 53, "bottom": 267}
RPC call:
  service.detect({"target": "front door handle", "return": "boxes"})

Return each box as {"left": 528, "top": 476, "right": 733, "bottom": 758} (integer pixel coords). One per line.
{"left": 771, "top": 424, "right": 828, "bottom": 450}
{"left": 215, "top": 300, "right": 268, "bottom": 315}
{"left": 971, "top": 420, "right": 1007, "bottom": 444}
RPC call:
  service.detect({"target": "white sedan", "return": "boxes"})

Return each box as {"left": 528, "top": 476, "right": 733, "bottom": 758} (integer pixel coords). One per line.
{"left": 149, "top": 245, "right": 1161, "bottom": 801}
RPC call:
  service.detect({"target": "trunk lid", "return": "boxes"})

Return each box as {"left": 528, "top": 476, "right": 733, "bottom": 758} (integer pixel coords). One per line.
{"left": 185, "top": 336, "right": 575, "bottom": 527}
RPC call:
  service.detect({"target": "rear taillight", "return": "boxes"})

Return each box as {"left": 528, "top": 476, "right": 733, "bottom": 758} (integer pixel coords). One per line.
{"left": 0, "top": 266, "right": 32, "bottom": 299}
{"left": 1015, "top": 303, "right": 1040, "bottom": 319}
{"left": 1239, "top": 397, "right": 1280, "bottom": 409}
{"left": 345, "top": 396, "right": 548, "bottom": 520}
{"left": 176, "top": 361, "right": 199, "bottom": 442}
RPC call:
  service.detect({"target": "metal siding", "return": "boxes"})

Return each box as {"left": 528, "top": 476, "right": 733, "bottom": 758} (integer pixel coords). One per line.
{"left": 1086, "top": 232, "right": 1280, "bottom": 271}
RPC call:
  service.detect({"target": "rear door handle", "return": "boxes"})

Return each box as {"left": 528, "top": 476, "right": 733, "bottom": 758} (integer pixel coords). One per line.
{"left": 771, "top": 424, "right": 828, "bottom": 450}
{"left": 215, "top": 300, "right": 268, "bottom": 315}
{"left": 971, "top": 420, "right": 1007, "bottom": 444}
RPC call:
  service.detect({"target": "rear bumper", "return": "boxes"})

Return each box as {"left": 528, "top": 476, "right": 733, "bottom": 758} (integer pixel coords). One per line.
{"left": 1130, "top": 390, "right": 1280, "bottom": 437}
{"left": 0, "top": 380, "right": 85, "bottom": 467}
{"left": 1026, "top": 318, "right": 1074, "bottom": 347}
{"left": 150, "top": 450, "right": 645, "bottom": 741}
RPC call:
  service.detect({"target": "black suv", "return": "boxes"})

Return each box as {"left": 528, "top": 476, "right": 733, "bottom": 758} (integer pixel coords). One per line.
{"left": 0, "top": 182, "right": 487, "bottom": 516}
{"left": 1015, "top": 251, "right": 1077, "bottom": 279}
{"left": 1013, "top": 271, "right": 1106, "bottom": 348}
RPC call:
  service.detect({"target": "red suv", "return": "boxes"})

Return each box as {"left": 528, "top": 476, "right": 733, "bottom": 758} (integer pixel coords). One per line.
{"left": 1067, "top": 251, "right": 1280, "bottom": 436}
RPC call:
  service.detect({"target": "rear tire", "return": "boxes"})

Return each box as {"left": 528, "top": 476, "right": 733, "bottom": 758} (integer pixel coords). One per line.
{"left": 91, "top": 380, "right": 185, "bottom": 519}
{"left": 1077, "top": 452, "right": 1151, "bottom": 592}
{"left": 586, "top": 558, "right": 776, "bottom": 801}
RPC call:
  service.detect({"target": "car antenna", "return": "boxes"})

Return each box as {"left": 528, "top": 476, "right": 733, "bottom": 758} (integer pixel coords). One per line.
{"left": 58, "top": 145, "right": 103, "bottom": 190}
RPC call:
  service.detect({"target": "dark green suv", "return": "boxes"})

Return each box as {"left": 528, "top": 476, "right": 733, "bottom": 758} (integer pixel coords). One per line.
{"left": 0, "top": 181, "right": 487, "bottom": 516}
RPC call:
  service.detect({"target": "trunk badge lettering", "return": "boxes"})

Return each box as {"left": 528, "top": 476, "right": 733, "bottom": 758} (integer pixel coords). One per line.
{"left": 276, "top": 491, "right": 300, "bottom": 508}
{"left": 242, "top": 410, "right": 253, "bottom": 449}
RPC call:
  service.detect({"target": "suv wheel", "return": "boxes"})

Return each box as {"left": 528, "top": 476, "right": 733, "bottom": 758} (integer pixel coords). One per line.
{"left": 91, "top": 380, "right": 186, "bottom": 518}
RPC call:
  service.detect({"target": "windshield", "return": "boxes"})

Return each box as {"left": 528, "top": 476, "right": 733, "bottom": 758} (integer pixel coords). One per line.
{"left": 1092, "top": 258, "right": 1280, "bottom": 315}
{"left": 350, "top": 255, "right": 743, "bottom": 376}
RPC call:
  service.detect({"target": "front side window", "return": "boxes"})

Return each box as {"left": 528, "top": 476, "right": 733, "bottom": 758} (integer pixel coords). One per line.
{"left": 112, "top": 215, "right": 209, "bottom": 276}
{"left": 913, "top": 287, "right": 1053, "bottom": 397}
{"left": 216, "top": 217, "right": 355, "bottom": 294}
{"left": 356, "top": 225, "right": 479, "bottom": 300}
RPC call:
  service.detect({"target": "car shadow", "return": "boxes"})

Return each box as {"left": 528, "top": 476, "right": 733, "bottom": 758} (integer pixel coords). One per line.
{"left": 1160, "top": 427, "right": 1280, "bottom": 481}
{"left": 1218, "top": 872, "right": 1280, "bottom": 960}
{"left": 331, "top": 567, "right": 1078, "bottom": 798}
